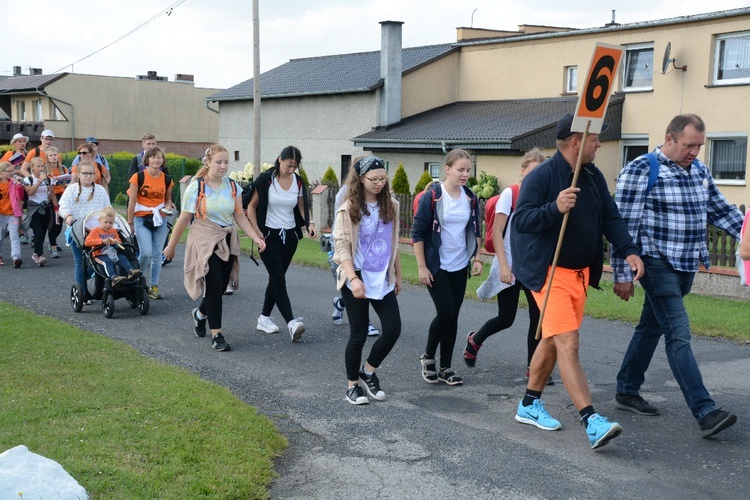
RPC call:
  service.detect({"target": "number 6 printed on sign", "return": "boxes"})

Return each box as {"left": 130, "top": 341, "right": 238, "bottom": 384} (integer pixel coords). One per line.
{"left": 571, "top": 43, "right": 624, "bottom": 135}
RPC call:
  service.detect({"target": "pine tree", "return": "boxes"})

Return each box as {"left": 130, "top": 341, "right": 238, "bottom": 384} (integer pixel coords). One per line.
{"left": 391, "top": 163, "right": 410, "bottom": 195}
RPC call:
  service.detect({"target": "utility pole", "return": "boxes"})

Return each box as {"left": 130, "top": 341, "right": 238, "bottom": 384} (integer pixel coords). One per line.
{"left": 252, "top": 0, "right": 261, "bottom": 179}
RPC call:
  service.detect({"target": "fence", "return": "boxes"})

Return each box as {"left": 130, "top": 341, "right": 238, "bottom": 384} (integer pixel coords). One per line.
{"left": 336, "top": 187, "right": 746, "bottom": 270}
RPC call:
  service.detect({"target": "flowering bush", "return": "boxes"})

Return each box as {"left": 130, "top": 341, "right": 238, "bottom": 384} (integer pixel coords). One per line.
{"left": 229, "top": 161, "right": 273, "bottom": 182}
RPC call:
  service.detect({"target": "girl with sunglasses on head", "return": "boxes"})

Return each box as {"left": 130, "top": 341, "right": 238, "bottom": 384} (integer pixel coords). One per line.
{"left": 71, "top": 143, "right": 108, "bottom": 194}
{"left": 127, "top": 146, "right": 174, "bottom": 300}
{"left": 246, "top": 146, "right": 315, "bottom": 342}
{"left": 333, "top": 156, "right": 402, "bottom": 405}
{"left": 59, "top": 160, "right": 111, "bottom": 289}
{"left": 165, "top": 145, "right": 266, "bottom": 352}
{"left": 412, "top": 148, "right": 483, "bottom": 387}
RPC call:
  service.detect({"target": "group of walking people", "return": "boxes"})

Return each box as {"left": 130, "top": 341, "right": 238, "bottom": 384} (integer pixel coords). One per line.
{"left": 3, "top": 112, "right": 746, "bottom": 450}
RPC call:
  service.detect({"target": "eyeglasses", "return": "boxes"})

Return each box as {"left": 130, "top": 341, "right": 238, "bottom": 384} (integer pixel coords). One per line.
{"left": 42, "top": 136, "right": 53, "bottom": 140}
{"left": 364, "top": 176, "right": 388, "bottom": 185}
{"left": 78, "top": 151, "right": 89, "bottom": 155}
{"left": 80, "top": 172, "right": 95, "bottom": 176}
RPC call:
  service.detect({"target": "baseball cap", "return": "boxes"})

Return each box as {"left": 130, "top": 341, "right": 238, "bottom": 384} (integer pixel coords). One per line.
{"left": 86, "top": 136, "right": 99, "bottom": 145}
{"left": 40, "top": 129, "right": 55, "bottom": 138}
{"left": 556, "top": 113, "right": 609, "bottom": 140}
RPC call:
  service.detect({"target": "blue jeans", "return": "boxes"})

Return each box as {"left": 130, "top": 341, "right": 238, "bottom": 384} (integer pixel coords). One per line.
{"left": 134, "top": 217, "right": 169, "bottom": 287}
{"left": 616, "top": 256, "right": 715, "bottom": 422}
{"left": 70, "top": 238, "right": 86, "bottom": 287}
{"left": 97, "top": 253, "right": 134, "bottom": 278}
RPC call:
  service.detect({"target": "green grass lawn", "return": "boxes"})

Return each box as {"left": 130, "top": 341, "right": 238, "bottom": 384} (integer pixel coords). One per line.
{"left": 248, "top": 236, "right": 750, "bottom": 343}
{"left": 0, "top": 303, "right": 286, "bottom": 499}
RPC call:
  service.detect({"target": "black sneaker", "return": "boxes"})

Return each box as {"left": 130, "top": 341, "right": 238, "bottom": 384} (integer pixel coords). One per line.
{"left": 614, "top": 393, "right": 660, "bottom": 416}
{"left": 699, "top": 409, "right": 737, "bottom": 438}
{"left": 211, "top": 333, "right": 231, "bottom": 351}
{"left": 345, "top": 385, "right": 369, "bottom": 405}
{"left": 192, "top": 308, "right": 207, "bottom": 338}
{"left": 359, "top": 370, "right": 385, "bottom": 401}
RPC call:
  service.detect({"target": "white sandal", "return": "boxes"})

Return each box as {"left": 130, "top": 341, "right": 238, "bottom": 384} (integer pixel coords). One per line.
{"left": 420, "top": 354, "right": 439, "bottom": 384}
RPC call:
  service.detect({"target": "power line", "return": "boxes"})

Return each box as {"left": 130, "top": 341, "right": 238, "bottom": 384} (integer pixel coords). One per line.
{"left": 52, "top": 0, "right": 186, "bottom": 74}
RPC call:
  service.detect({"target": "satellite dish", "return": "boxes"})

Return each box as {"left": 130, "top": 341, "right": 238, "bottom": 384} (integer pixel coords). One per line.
{"left": 661, "top": 42, "right": 672, "bottom": 74}
{"left": 661, "top": 42, "right": 687, "bottom": 74}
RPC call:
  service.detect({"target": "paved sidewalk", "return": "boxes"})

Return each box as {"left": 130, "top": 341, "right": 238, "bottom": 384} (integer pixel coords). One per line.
{"left": 2, "top": 244, "right": 749, "bottom": 499}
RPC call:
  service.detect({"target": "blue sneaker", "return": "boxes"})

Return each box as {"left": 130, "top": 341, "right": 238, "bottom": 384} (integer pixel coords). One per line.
{"left": 515, "top": 399, "right": 562, "bottom": 431}
{"left": 586, "top": 413, "right": 623, "bottom": 449}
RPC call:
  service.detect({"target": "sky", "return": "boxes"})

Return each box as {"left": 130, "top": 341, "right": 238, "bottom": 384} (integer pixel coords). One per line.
{"left": 3, "top": 0, "right": 748, "bottom": 90}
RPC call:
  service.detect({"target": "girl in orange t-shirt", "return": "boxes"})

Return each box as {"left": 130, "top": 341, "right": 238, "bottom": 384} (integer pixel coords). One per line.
{"left": 127, "top": 146, "right": 174, "bottom": 299}
{"left": 45, "top": 146, "right": 69, "bottom": 257}
{"left": 0, "top": 162, "right": 23, "bottom": 267}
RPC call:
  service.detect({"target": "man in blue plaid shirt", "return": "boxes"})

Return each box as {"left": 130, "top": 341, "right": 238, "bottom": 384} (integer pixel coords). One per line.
{"left": 611, "top": 114, "right": 743, "bottom": 438}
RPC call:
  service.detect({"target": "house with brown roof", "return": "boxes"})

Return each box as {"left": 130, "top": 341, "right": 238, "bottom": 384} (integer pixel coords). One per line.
{"left": 211, "top": 8, "right": 750, "bottom": 205}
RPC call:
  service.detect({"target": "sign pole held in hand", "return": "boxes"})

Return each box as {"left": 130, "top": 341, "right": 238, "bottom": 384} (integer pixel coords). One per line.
{"left": 535, "top": 42, "right": 624, "bottom": 340}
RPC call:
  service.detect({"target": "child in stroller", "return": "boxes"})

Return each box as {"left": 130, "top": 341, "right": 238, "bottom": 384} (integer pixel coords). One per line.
{"left": 70, "top": 207, "right": 149, "bottom": 317}
{"left": 84, "top": 206, "right": 142, "bottom": 287}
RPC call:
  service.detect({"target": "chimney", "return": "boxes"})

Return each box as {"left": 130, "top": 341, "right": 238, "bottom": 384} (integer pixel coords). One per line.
{"left": 174, "top": 73, "right": 195, "bottom": 84}
{"left": 13, "top": 66, "right": 21, "bottom": 76}
{"left": 378, "top": 21, "right": 404, "bottom": 128}
{"left": 30, "top": 68, "right": 42, "bottom": 75}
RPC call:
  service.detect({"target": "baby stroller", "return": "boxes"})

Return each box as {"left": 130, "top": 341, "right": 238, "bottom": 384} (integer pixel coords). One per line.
{"left": 69, "top": 210, "right": 149, "bottom": 318}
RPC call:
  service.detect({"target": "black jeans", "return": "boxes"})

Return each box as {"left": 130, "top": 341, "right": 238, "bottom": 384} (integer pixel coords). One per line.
{"left": 199, "top": 251, "right": 235, "bottom": 331}
{"left": 425, "top": 267, "right": 468, "bottom": 369}
{"left": 473, "top": 281, "right": 541, "bottom": 367}
{"left": 341, "top": 286, "right": 401, "bottom": 381}
{"left": 30, "top": 209, "right": 51, "bottom": 256}
{"left": 260, "top": 228, "right": 298, "bottom": 323}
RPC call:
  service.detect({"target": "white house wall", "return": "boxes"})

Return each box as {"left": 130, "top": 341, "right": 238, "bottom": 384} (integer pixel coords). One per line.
{"left": 218, "top": 92, "right": 377, "bottom": 182}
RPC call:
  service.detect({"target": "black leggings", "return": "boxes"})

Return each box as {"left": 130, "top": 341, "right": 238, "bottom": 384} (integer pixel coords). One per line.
{"left": 199, "top": 252, "right": 235, "bottom": 331}
{"left": 425, "top": 267, "right": 468, "bottom": 369}
{"left": 30, "top": 210, "right": 51, "bottom": 256}
{"left": 473, "top": 281, "right": 541, "bottom": 366}
{"left": 341, "top": 286, "right": 401, "bottom": 381}
{"left": 48, "top": 193, "right": 63, "bottom": 247}
{"left": 260, "top": 229, "right": 298, "bottom": 323}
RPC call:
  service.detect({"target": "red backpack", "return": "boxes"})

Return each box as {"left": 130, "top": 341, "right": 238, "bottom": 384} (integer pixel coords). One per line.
{"left": 484, "top": 184, "right": 519, "bottom": 253}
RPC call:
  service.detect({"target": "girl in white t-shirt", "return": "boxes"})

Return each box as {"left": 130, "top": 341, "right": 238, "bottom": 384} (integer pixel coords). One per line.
{"left": 24, "top": 157, "right": 58, "bottom": 266}
{"left": 333, "top": 156, "right": 402, "bottom": 405}
{"left": 465, "top": 148, "right": 549, "bottom": 382}
{"left": 412, "top": 149, "right": 483, "bottom": 386}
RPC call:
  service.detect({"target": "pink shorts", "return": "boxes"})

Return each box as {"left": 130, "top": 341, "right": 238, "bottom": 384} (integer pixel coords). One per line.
{"left": 531, "top": 267, "right": 589, "bottom": 337}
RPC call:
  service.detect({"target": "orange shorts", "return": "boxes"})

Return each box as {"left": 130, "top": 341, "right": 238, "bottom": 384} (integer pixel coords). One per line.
{"left": 531, "top": 267, "right": 589, "bottom": 338}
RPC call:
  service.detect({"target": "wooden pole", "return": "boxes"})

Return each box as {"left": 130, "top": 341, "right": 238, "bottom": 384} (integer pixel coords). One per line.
{"left": 535, "top": 120, "right": 591, "bottom": 340}
{"left": 252, "top": 0, "right": 261, "bottom": 180}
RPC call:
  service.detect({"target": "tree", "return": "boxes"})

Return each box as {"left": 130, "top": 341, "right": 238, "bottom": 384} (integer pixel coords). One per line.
{"left": 321, "top": 166, "right": 338, "bottom": 186}
{"left": 414, "top": 170, "right": 435, "bottom": 195}
{"left": 391, "top": 163, "right": 410, "bottom": 195}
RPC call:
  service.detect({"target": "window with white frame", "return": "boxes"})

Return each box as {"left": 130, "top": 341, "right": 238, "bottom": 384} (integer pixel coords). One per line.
{"left": 34, "top": 100, "right": 43, "bottom": 121}
{"left": 622, "top": 43, "right": 654, "bottom": 91}
{"left": 16, "top": 100, "right": 26, "bottom": 121}
{"left": 49, "top": 101, "right": 62, "bottom": 120}
{"left": 708, "top": 134, "right": 747, "bottom": 182}
{"left": 621, "top": 138, "right": 650, "bottom": 170}
{"left": 714, "top": 31, "right": 750, "bottom": 85}
{"left": 427, "top": 162, "right": 440, "bottom": 179}
{"left": 564, "top": 66, "right": 578, "bottom": 94}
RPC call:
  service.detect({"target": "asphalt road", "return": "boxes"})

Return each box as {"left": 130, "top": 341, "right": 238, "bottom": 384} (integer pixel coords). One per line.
{"left": 2, "top": 240, "right": 749, "bottom": 499}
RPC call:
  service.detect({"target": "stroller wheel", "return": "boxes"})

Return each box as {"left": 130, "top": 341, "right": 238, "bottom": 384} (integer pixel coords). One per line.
{"left": 71, "top": 284, "right": 84, "bottom": 313}
{"left": 138, "top": 289, "right": 150, "bottom": 315}
{"left": 103, "top": 293, "right": 115, "bottom": 318}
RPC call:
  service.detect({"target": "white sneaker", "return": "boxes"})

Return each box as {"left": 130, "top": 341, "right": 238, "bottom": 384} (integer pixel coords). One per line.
{"left": 288, "top": 318, "right": 306, "bottom": 342}
{"left": 367, "top": 323, "right": 380, "bottom": 336}
{"left": 257, "top": 315, "right": 280, "bottom": 334}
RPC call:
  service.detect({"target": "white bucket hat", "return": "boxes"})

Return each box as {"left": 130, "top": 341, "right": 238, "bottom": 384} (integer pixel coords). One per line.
{"left": 10, "top": 133, "right": 29, "bottom": 145}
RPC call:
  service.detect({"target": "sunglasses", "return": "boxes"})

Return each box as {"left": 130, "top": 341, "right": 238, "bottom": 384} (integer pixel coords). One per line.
{"left": 78, "top": 151, "right": 90, "bottom": 155}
